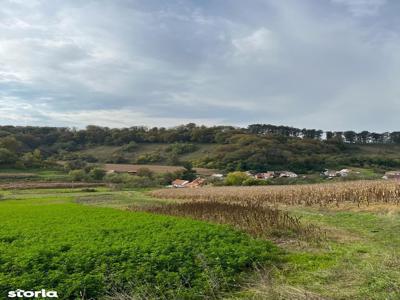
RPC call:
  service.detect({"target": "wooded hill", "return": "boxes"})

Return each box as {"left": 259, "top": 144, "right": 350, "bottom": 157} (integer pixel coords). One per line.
{"left": 1, "top": 123, "right": 400, "bottom": 173}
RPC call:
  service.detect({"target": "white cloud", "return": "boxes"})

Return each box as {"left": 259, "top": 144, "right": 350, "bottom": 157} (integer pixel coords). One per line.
{"left": 232, "top": 28, "right": 275, "bottom": 54}
{"left": 0, "top": 99, "right": 224, "bottom": 128}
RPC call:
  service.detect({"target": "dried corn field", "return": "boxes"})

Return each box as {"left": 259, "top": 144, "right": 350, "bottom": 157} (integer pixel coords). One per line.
{"left": 131, "top": 201, "right": 323, "bottom": 240}
{"left": 150, "top": 180, "right": 400, "bottom": 207}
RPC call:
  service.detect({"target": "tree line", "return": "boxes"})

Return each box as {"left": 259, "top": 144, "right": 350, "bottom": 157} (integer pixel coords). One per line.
{"left": 1, "top": 123, "right": 400, "bottom": 172}
{"left": 248, "top": 124, "right": 400, "bottom": 144}
{"left": 1, "top": 123, "right": 400, "bottom": 150}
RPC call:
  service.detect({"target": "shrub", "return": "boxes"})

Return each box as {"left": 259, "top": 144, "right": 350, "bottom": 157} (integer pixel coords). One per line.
{"left": 121, "top": 141, "right": 138, "bottom": 152}
{"left": 20, "top": 149, "right": 43, "bottom": 168}
{"left": 124, "top": 176, "right": 155, "bottom": 188}
{"left": 136, "top": 167, "right": 154, "bottom": 178}
{"left": 104, "top": 173, "right": 127, "bottom": 184}
{"left": 136, "top": 152, "right": 163, "bottom": 163}
{"left": 104, "top": 173, "right": 156, "bottom": 188}
{"left": 243, "top": 177, "right": 267, "bottom": 186}
{"left": 106, "top": 154, "right": 128, "bottom": 164}
{"left": 156, "top": 172, "right": 179, "bottom": 186}
{"left": 81, "top": 154, "right": 98, "bottom": 163}
{"left": 89, "top": 168, "right": 106, "bottom": 180}
{"left": 69, "top": 169, "right": 87, "bottom": 182}
{"left": 64, "top": 159, "right": 87, "bottom": 171}
{"left": 0, "top": 148, "right": 17, "bottom": 165}
{"left": 225, "top": 171, "right": 249, "bottom": 186}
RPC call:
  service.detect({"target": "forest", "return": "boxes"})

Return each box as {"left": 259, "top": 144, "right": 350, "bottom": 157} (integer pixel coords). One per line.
{"left": 1, "top": 123, "right": 400, "bottom": 173}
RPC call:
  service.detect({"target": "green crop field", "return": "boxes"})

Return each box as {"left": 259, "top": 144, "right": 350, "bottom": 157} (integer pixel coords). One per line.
{"left": 0, "top": 190, "right": 278, "bottom": 299}
{"left": 1, "top": 186, "right": 400, "bottom": 299}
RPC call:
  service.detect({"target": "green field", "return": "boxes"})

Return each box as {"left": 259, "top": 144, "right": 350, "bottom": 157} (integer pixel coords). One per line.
{"left": 0, "top": 168, "right": 69, "bottom": 182}
{"left": 246, "top": 207, "right": 400, "bottom": 299}
{"left": 1, "top": 187, "right": 400, "bottom": 299}
{"left": 0, "top": 189, "right": 278, "bottom": 299}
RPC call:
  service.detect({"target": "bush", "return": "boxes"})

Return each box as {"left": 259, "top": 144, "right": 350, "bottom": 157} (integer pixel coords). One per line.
{"left": 104, "top": 173, "right": 156, "bottom": 188}
{"left": 225, "top": 171, "right": 249, "bottom": 186}
{"left": 80, "top": 154, "right": 98, "bottom": 163}
{"left": 0, "top": 148, "right": 17, "bottom": 165}
{"left": 20, "top": 149, "right": 43, "bottom": 168}
{"left": 104, "top": 173, "right": 127, "bottom": 184}
{"left": 124, "top": 176, "right": 155, "bottom": 188}
{"left": 69, "top": 169, "right": 87, "bottom": 182}
{"left": 121, "top": 141, "right": 138, "bottom": 152}
{"left": 156, "top": 172, "right": 179, "bottom": 186}
{"left": 89, "top": 168, "right": 106, "bottom": 180}
{"left": 243, "top": 177, "right": 267, "bottom": 186}
{"left": 136, "top": 167, "right": 154, "bottom": 178}
{"left": 136, "top": 151, "right": 163, "bottom": 163}
{"left": 106, "top": 155, "right": 128, "bottom": 164}
{"left": 64, "top": 159, "right": 87, "bottom": 171}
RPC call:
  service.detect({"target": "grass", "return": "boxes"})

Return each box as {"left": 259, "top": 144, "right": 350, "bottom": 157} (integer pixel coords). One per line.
{"left": 0, "top": 168, "right": 70, "bottom": 182}
{"left": 1, "top": 185, "right": 400, "bottom": 299}
{"left": 231, "top": 207, "right": 400, "bottom": 299}
{"left": 0, "top": 189, "right": 279, "bottom": 299}
{"left": 75, "top": 189, "right": 171, "bottom": 208}
{"left": 356, "top": 143, "right": 400, "bottom": 157}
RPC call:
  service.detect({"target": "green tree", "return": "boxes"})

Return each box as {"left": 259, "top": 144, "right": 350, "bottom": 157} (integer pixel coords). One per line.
{"left": 136, "top": 167, "right": 154, "bottom": 179}
{"left": 21, "top": 151, "right": 42, "bottom": 168}
{"left": 0, "top": 136, "right": 22, "bottom": 152}
{"left": 224, "top": 171, "right": 249, "bottom": 186}
{"left": 344, "top": 131, "right": 357, "bottom": 143}
{"left": 69, "top": 170, "right": 87, "bottom": 182}
{"left": 121, "top": 141, "right": 138, "bottom": 152}
{"left": 89, "top": 168, "right": 106, "bottom": 180}
{"left": 0, "top": 148, "right": 17, "bottom": 165}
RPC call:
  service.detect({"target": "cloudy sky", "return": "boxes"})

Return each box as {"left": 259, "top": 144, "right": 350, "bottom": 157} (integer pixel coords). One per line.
{"left": 1, "top": 0, "right": 399, "bottom": 131}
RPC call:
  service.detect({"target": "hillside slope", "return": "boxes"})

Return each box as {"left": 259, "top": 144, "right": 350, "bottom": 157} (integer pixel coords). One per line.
{"left": 69, "top": 142, "right": 400, "bottom": 174}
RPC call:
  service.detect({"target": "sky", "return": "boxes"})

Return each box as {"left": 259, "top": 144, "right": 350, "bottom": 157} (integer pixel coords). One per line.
{"left": 1, "top": 0, "right": 400, "bottom": 131}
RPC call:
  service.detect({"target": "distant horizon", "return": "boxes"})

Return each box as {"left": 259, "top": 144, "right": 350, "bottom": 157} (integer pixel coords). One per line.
{"left": 1, "top": 122, "right": 399, "bottom": 135}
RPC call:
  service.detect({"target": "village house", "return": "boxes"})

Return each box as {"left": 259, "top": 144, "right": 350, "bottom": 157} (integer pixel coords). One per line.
{"left": 323, "top": 169, "right": 351, "bottom": 178}
{"left": 279, "top": 171, "right": 298, "bottom": 178}
{"left": 106, "top": 169, "right": 136, "bottom": 175}
{"left": 254, "top": 172, "right": 275, "bottom": 179}
{"left": 171, "top": 178, "right": 206, "bottom": 188}
{"left": 383, "top": 171, "right": 400, "bottom": 180}
{"left": 186, "top": 178, "right": 206, "bottom": 188}
{"left": 171, "top": 179, "right": 190, "bottom": 188}
{"left": 338, "top": 169, "right": 350, "bottom": 176}
{"left": 210, "top": 173, "right": 224, "bottom": 179}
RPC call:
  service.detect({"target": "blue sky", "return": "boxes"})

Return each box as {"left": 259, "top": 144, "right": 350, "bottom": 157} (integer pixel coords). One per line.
{"left": 1, "top": 0, "right": 399, "bottom": 131}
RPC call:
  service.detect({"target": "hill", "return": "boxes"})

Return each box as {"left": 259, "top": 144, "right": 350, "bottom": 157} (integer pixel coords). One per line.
{"left": 1, "top": 124, "right": 400, "bottom": 174}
